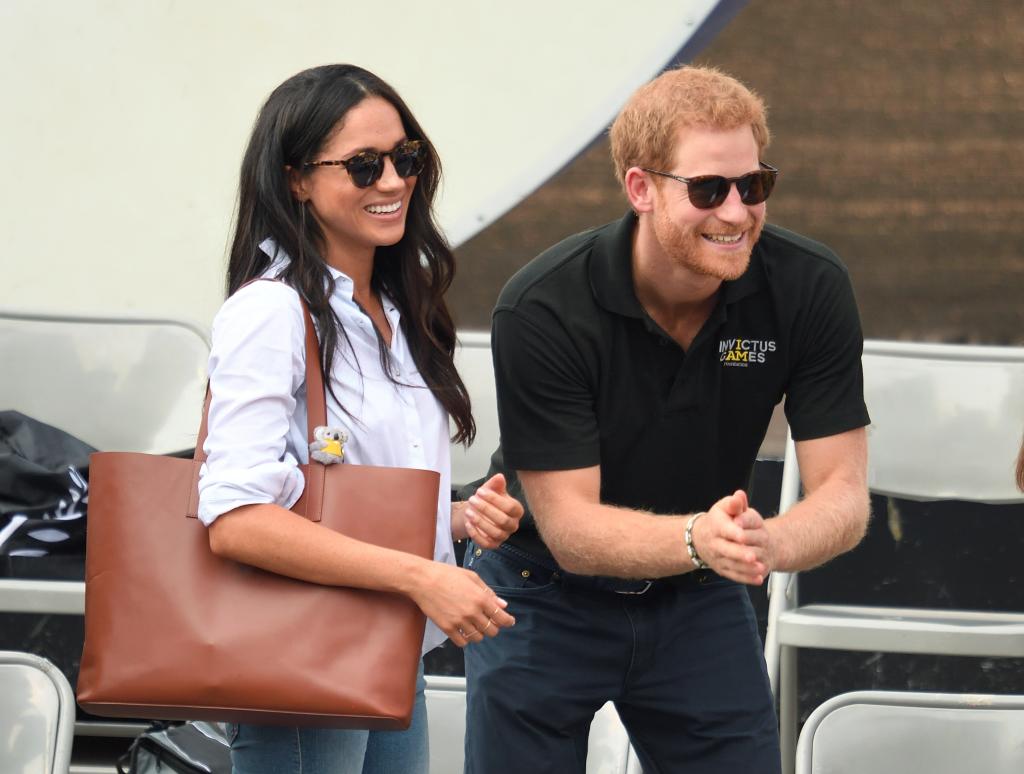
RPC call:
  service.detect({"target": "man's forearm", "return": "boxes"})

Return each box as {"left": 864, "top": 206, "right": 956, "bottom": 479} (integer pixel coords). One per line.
{"left": 519, "top": 468, "right": 769, "bottom": 583}
{"left": 536, "top": 501, "right": 695, "bottom": 578}
{"left": 766, "top": 479, "right": 869, "bottom": 572}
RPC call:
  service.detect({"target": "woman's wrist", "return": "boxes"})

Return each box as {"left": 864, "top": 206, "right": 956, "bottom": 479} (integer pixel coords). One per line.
{"left": 450, "top": 500, "right": 470, "bottom": 542}
{"left": 390, "top": 552, "right": 433, "bottom": 598}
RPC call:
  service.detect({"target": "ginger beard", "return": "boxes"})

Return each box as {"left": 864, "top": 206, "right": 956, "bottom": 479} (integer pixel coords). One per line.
{"left": 652, "top": 204, "right": 765, "bottom": 282}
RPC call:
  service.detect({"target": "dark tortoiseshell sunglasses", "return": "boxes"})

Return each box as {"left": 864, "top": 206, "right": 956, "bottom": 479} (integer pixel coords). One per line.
{"left": 304, "top": 139, "right": 428, "bottom": 188}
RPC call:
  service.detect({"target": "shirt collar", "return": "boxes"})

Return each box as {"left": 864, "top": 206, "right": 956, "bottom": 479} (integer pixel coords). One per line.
{"left": 256, "top": 238, "right": 401, "bottom": 330}
{"left": 589, "top": 211, "right": 646, "bottom": 318}
{"left": 258, "top": 237, "right": 355, "bottom": 296}
{"left": 724, "top": 239, "right": 766, "bottom": 304}
{"left": 589, "top": 211, "right": 766, "bottom": 316}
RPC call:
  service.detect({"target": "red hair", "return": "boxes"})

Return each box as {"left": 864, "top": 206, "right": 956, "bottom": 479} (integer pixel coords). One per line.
{"left": 610, "top": 65, "right": 770, "bottom": 190}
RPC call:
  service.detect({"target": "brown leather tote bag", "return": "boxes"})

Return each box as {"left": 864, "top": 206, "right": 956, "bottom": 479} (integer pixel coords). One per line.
{"left": 78, "top": 299, "right": 439, "bottom": 729}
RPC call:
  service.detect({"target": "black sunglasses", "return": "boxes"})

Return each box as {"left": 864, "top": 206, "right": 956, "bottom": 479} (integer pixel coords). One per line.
{"left": 641, "top": 162, "right": 779, "bottom": 209}
{"left": 303, "top": 139, "right": 428, "bottom": 188}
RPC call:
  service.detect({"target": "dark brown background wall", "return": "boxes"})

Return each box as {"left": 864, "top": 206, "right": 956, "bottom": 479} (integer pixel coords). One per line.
{"left": 450, "top": 0, "right": 1024, "bottom": 345}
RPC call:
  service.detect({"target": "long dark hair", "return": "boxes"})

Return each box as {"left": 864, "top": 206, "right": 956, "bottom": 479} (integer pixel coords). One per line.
{"left": 227, "top": 64, "right": 474, "bottom": 444}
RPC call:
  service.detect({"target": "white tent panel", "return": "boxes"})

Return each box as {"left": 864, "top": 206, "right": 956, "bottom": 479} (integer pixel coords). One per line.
{"left": 1, "top": 1, "right": 728, "bottom": 328}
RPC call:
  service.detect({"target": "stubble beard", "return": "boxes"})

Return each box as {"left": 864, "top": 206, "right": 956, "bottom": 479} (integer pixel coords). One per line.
{"left": 653, "top": 208, "right": 765, "bottom": 282}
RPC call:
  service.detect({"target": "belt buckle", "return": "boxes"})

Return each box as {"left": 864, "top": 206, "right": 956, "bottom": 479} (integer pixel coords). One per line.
{"left": 615, "top": 579, "right": 653, "bottom": 595}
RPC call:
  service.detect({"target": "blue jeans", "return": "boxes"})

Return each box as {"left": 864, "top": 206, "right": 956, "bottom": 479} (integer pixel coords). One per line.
{"left": 464, "top": 542, "right": 780, "bottom": 774}
{"left": 228, "top": 663, "right": 428, "bottom": 774}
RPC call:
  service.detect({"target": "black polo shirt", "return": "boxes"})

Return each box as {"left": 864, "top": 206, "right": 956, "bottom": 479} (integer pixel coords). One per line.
{"left": 490, "top": 211, "right": 869, "bottom": 541}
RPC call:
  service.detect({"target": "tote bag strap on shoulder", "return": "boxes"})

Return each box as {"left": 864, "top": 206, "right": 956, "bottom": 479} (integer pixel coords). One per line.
{"left": 188, "top": 284, "right": 329, "bottom": 522}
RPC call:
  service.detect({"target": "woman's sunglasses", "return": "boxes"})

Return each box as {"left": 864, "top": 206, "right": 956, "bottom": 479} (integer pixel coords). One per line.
{"left": 303, "top": 139, "right": 428, "bottom": 188}
{"left": 641, "top": 162, "right": 779, "bottom": 210}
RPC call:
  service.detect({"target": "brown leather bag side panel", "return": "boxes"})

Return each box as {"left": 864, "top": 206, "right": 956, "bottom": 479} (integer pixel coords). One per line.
{"left": 78, "top": 452, "right": 438, "bottom": 729}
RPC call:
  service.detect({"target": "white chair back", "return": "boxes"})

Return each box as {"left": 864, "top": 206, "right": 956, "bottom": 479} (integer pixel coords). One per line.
{"left": 0, "top": 651, "right": 76, "bottom": 774}
{"left": 0, "top": 310, "right": 209, "bottom": 454}
{"left": 796, "top": 690, "right": 1024, "bottom": 774}
{"left": 863, "top": 341, "right": 1024, "bottom": 503}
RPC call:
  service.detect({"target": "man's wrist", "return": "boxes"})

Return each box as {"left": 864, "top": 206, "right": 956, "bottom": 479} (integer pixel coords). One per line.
{"left": 684, "top": 512, "right": 708, "bottom": 570}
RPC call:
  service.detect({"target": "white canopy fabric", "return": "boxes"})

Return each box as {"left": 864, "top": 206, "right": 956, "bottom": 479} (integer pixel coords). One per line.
{"left": 1, "top": 1, "right": 740, "bottom": 328}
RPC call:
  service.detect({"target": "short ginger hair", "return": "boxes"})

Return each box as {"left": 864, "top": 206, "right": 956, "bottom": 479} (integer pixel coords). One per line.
{"left": 609, "top": 65, "right": 770, "bottom": 186}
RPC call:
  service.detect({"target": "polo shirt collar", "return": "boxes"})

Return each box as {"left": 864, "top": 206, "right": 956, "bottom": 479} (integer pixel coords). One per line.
{"left": 590, "top": 211, "right": 646, "bottom": 318}
{"left": 724, "top": 242, "right": 767, "bottom": 304}
{"left": 589, "top": 211, "right": 767, "bottom": 316}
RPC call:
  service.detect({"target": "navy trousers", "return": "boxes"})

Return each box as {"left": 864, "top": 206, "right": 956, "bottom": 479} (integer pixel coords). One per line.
{"left": 464, "top": 542, "right": 781, "bottom": 774}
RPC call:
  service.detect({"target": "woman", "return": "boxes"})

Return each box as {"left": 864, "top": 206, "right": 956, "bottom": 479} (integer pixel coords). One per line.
{"left": 198, "top": 64, "right": 523, "bottom": 774}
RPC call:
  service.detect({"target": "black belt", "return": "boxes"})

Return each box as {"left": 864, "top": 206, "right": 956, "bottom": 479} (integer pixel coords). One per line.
{"left": 492, "top": 541, "right": 721, "bottom": 596}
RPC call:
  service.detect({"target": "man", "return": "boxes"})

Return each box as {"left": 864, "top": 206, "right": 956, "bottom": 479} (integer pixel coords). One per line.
{"left": 463, "top": 65, "right": 870, "bottom": 773}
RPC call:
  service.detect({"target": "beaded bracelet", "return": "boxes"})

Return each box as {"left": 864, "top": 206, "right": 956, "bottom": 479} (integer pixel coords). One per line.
{"left": 685, "top": 512, "right": 708, "bottom": 570}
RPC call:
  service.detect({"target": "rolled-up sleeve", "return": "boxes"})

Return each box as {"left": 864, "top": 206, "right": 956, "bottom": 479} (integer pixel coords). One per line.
{"left": 198, "top": 281, "right": 306, "bottom": 526}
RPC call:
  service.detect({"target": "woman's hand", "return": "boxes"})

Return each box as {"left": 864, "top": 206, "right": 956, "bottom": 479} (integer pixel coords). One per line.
{"left": 463, "top": 473, "right": 524, "bottom": 550}
{"left": 409, "top": 561, "right": 515, "bottom": 647}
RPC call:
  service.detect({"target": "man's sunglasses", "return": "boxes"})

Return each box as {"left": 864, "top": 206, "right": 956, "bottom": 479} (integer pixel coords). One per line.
{"left": 303, "top": 139, "right": 428, "bottom": 188}
{"left": 641, "top": 162, "right": 779, "bottom": 210}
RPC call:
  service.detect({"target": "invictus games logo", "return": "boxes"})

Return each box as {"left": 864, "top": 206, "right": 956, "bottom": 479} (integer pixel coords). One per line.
{"left": 720, "top": 338, "right": 776, "bottom": 367}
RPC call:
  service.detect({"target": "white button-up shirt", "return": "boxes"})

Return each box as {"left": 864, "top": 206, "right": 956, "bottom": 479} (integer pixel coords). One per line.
{"left": 198, "top": 241, "right": 454, "bottom": 653}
